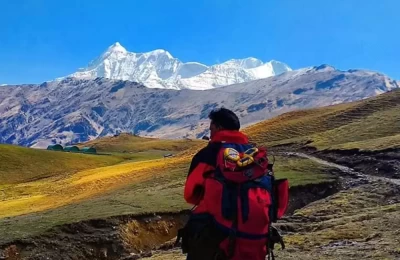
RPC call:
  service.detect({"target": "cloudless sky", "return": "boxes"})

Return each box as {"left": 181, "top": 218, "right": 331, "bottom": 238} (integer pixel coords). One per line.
{"left": 0, "top": 0, "right": 399, "bottom": 84}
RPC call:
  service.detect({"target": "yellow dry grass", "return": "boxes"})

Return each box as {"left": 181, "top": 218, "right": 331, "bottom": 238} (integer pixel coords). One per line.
{"left": 0, "top": 155, "right": 190, "bottom": 218}
{"left": 0, "top": 154, "right": 334, "bottom": 244}
{"left": 0, "top": 134, "right": 205, "bottom": 219}
{"left": 0, "top": 144, "right": 122, "bottom": 184}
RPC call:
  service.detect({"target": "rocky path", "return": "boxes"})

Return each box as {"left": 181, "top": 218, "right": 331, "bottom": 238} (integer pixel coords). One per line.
{"left": 286, "top": 152, "right": 400, "bottom": 186}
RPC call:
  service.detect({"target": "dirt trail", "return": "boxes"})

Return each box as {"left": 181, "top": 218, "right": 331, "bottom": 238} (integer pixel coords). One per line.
{"left": 286, "top": 152, "right": 400, "bottom": 186}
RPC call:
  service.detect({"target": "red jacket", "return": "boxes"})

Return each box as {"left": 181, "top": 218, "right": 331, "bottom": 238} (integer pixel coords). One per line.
{"left": 184, "top": 130, "right": 249, "bottom": 211}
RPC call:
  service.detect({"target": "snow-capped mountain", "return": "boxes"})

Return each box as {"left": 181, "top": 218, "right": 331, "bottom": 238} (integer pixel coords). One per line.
{"left": 1, "top": 64, "right": 398, "bottom": 147}
{"left": 64, "top": 42, "right": 292, "bottom": 90}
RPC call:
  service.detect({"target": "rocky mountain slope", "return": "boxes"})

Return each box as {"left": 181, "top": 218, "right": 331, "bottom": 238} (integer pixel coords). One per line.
{"left": 0, "top": 65, "right": 398, "bottom": 147}
{"left": 63, "top": 42, "right": 292, "bottom": 90}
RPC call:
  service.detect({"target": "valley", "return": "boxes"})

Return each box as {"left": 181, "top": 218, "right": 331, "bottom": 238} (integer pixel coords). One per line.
{"left": 0, "top": 89, "right": 399, "bottom": 259}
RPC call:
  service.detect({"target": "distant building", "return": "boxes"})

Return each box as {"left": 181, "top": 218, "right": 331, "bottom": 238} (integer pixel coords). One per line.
{"left": 81, "top": 147, "right": 97, "bottom": 154}
{"left": 64, "top": 146, "right": 80, "bottom": 152}
{"left": 47, "top": 144, "right": 64, "bottom": 151}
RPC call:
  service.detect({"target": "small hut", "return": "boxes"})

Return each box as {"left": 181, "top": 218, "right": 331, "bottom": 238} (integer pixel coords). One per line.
{"left": 64, "top": 146, "right": 80, "bottom": 153}
{"left": 47, "top": 144, "right": 64, "bottom": 151}
{"left": 81, "top": 147, "right": 97, "bottom": 154}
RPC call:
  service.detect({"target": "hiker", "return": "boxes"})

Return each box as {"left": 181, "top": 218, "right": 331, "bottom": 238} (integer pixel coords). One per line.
{"left": 177, "top": 108, "right": 289, "bottom": 260}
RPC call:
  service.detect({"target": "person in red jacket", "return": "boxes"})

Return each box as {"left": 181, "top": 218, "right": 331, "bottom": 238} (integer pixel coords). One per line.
{"left": 179, "top": 108, "right": 288, "bottom": 260}
{"left": 184, "top": 107, "right": 247, "bottom": 207}
{"left": 183, "top": 107, "right": 251, "bottom": 260}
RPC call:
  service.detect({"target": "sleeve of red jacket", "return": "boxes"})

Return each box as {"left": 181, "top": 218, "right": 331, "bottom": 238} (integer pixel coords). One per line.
{"left": 184, "top": 147, "right": 213, "bottom": 205}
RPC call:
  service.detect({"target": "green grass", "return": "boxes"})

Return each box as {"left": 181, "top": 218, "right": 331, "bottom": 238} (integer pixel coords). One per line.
{"left": 0, "top": 144, "right": 123, "bottom": 184}
{"left": 273, "top": 156, "right": 335, "bottom": 185}
{"left": 244, "top": 89, "right": 400, "bottom": 151}
{"left": 0, "top": 144, "right": 178, "bottom": 185}
{"left": 0, "top": 155, "right": 333, "bottom": 244}
{"left": 331, "top": 133, "right": 400, "bottom": 151}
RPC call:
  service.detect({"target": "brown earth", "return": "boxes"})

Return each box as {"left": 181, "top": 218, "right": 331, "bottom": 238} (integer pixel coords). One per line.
{"left": 315, "top": 148, "right": 400, "bottom": 179}
{"left": 144, "top": 181, "right": 400, "bottom": 260}
{"left": 0, "top": 178, "right": 339, "bottom": 260}
{"left": 0, "top": 213, "right": 188, "bottom": 260}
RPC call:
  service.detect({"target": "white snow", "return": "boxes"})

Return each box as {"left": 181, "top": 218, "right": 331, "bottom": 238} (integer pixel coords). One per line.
{"left": 30, "top": 139, "right": 54, "bottom": 149}
{"left": 62, "top": 42, "right": 292, "bottom": 90}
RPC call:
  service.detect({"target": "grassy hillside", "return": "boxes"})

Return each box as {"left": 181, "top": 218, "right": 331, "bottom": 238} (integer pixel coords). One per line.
{"left": 0, "top": 144, "right": 122, "bottom": 184}
{"left": 0, "top": 134, "right": 334, "bottom": 243}
{"left": 245, "top": 89, "right": 400, "bottom": 151}
{"left": 78, "top": 133, "right": 204, "bottom": 153}
{"left": 1, "top": 89, "right": 399, "bottom": 257}
{"left": 0, "top": 133, "right": 204, "bottom": 185}
{"left": 0, "top": 155, "right": 334, "bottom": 243}
{"left": 9, "top": 91, "right": 394, "bottom": 244}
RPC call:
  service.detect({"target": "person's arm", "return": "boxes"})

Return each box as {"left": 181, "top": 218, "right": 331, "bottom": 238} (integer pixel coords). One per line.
{"left": 184, "top": 149, "right": 211, "bottom": 205}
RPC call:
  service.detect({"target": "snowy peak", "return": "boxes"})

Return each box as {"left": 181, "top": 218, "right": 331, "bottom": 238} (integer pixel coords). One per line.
{"left": 176, "top": 62, "right": 208, "bottom": 79}
{"left": 106, "top": 42, "right": 127, "bottom": 54}
{"left": 243, "top": 60, "right": 292, "bottom": 79}
{"left": 65, "top": 43, "right": 292, "bottom": 90}
{"left": 268, "top": 60, "right": 293, "bottom": 74}
{"left": 222, "top": 58, "right": 264, "bottom": 69}
{"left": 98, "top": 42, "right": 128, "bottom": 61}
{"left": 145, "top": 49, "right": 173, "bottom": 59}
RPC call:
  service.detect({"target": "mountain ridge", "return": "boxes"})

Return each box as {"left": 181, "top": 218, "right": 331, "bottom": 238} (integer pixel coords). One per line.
{"left": 1, "top": 64, "right": 398, "bottom": 147}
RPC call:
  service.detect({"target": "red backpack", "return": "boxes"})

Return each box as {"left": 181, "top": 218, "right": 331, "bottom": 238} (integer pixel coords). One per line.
{"left": 177, "top": 142, "right": 289, "bottom": 260}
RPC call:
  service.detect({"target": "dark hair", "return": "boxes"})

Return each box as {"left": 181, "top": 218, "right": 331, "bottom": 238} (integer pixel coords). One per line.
{"left": 208, "top": 107, "right": 240, "bottom": 130}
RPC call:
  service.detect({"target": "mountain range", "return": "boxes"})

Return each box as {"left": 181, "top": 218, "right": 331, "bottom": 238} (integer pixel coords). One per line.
{"left": 64, "top": 42, "right": 292, "bottom": 90}
{"left": 1, "top": 62, "right": 398, "bottom": 147}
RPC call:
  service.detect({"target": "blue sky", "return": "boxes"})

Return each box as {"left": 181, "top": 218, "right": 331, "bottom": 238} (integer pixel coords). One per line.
{"left": 0, "top": 0, "right": 399, "bottom": 84}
